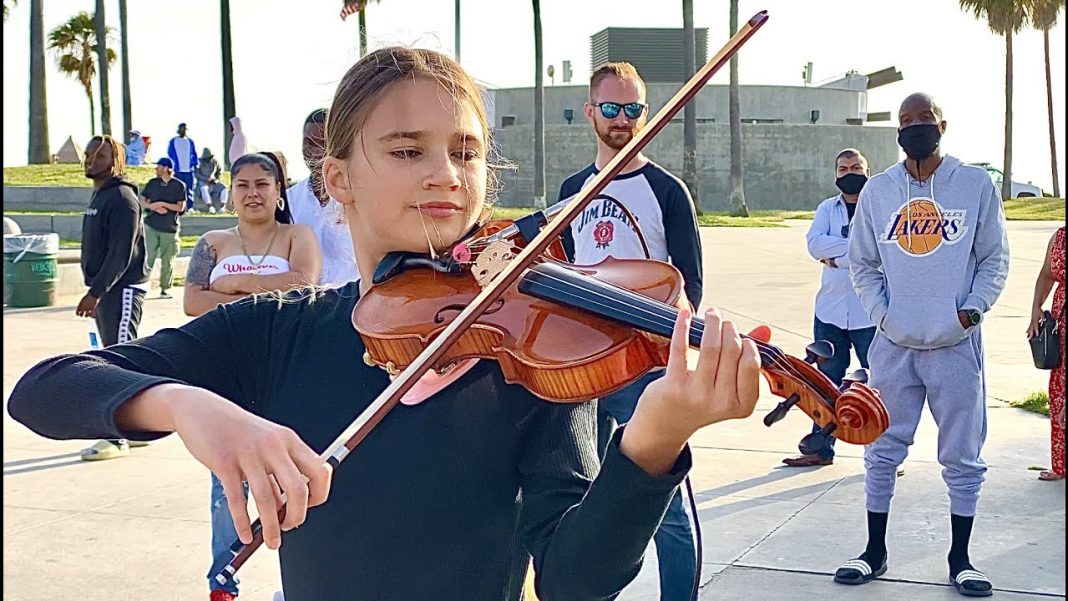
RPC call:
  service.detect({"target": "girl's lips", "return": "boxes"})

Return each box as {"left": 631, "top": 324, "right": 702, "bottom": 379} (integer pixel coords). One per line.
{"left": 415, "top": 204, "right": 465, "bottom": 218}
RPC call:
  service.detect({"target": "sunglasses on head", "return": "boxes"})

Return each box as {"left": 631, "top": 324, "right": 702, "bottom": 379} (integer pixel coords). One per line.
{"left": 593, "top": 102, "right": 647, "bottom": 120}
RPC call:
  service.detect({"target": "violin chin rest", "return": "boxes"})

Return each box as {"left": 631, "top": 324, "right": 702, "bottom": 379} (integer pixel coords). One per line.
{"left": 748, "top": 325, "right": 772, "bottom": 343}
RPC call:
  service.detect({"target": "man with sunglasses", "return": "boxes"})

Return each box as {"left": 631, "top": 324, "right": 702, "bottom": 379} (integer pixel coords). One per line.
{"left": 555, "top": 61, "right": 702, "bottom": 601}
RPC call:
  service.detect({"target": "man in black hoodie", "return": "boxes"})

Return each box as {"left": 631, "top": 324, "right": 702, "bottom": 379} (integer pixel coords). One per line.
{"left": 76, "top": 135, "right": 150, "bottom": 461}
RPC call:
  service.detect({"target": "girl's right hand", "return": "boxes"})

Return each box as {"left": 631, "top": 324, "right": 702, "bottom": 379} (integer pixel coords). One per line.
{"left": 164, "top": 387, "right": 333, "bottom": 550}
{"left": 1027, "top": 307, "right": 1045, "bottom": 339}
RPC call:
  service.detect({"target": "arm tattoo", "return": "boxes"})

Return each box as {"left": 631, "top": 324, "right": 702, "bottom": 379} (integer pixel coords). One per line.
{"left": 186, "top": 237, "right": 217, "bottom": 289}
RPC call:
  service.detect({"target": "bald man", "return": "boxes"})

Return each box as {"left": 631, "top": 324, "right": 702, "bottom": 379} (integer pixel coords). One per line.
{"left": 838, "top": 93, "right": 1009, "bottom": 597}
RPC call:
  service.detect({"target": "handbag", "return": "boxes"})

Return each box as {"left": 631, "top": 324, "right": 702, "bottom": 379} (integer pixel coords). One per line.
{"left": 1030, "top": 310, "right": 1061, "bottom": 370}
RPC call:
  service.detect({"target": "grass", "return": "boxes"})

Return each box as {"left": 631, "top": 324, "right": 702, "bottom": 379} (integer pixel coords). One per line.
{"left": 59, "top": 235, "right": 200, "bottom": 249}
{"left": 1002, "top": 197, "right": 1065, "bottom": 221}
{"left": 1009, "top": 390, "right": 1050, "bottom": 416}
{"left": 3, "top": 164, "right": 231, "bottom": 187}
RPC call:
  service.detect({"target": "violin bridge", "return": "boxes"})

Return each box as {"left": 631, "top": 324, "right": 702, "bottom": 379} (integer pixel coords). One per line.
{"left": 472, "top": 240, "right": 517, "bottom": 288}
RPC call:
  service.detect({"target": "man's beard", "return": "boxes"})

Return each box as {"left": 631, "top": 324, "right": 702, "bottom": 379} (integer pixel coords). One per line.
{"left": 595, "top": 122, "right": 643, "bottom": 150}
{"left": 84, "top": 165, "right": 111, "bottom": 180}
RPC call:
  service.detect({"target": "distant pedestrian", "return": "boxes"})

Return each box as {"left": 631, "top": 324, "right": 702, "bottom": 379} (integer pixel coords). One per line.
{"left": 76, "top": 135, "right": 150, "bottom": 461}
{"left": 140, "top": 157, "right": 187, "bottom": 298}
{"left": 195, "top": 147, "right": 227, "bottom": 214}
{"left": 167, "top": 123, "right": 199, "bottom": 212}
{"left": 126, "top": 130, "right": 146, "bottom": 166}
{"left": 781, "top": 148, "right": 875, "bottom": 468}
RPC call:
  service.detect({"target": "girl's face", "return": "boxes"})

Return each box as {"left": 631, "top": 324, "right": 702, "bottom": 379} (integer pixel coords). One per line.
{"left": 231, "top": 163, "right": 280, "bottom": 224}
{"left": 325, "top": 77, "right": 488, "bottom": 263}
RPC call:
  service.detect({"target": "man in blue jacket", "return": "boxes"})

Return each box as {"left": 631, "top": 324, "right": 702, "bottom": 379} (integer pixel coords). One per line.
{"left": 836, "top": 93, "right": 1009, "bottom": 597}
{"left": 167, "top": 122, "right": 198, "bottom": 212}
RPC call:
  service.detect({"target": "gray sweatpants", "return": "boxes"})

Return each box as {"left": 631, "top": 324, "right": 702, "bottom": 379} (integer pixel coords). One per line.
{"left": 864, "top": 330, "right": 988, "bottom": 516}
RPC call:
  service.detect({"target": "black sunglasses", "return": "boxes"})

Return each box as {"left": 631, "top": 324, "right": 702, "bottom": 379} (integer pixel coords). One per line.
{"left": 593, "top": 102, "right": 647, "bottom": 120}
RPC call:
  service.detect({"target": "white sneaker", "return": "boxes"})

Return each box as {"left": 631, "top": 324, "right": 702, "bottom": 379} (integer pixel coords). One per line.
{"left": 209, "top": 206, "right": 217, "bottom": 214}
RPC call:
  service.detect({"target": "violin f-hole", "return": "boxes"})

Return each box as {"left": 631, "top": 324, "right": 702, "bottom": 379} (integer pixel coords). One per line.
{"left": 434, "top": 299, "right": 505, "bottom": 324}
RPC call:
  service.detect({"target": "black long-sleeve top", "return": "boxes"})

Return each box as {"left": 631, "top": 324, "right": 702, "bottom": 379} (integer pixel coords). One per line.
{"left": 80, "top": 176, "right": 149, "bottom": 297}
{"left": 8, "top": 282, "right": 690, "bottom": 601}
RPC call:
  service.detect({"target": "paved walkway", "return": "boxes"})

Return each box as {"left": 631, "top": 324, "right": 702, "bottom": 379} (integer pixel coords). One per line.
{"left": 3, "top": 221, "right": 1064, "bottom": 600}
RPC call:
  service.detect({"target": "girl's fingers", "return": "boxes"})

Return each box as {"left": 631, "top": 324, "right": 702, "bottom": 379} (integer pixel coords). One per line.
{"left": 220, "top": 471, "right": 253, "bottom": 545}
{"left": 244, "top": 467, "right": 283, "bottom": 550}
{"left": 711, "top": 319, "right": 743, "bottom": 407}
{"left": 665, "top": 308, "right": 692, "bottom": 380}
{"left": 693, "top": 308, "right": 723, "bottom": 386}
{"left": 735, "top": 339, "right": 762, "bottom": 415}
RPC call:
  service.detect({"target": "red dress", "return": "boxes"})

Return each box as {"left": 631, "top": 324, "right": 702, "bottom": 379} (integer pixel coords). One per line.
{"left": 1049, "top": 227, "right": 1065, "bottom": 476}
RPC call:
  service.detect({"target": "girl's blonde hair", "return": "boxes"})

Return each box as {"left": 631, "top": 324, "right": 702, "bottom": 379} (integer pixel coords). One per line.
{"left": 325, "top": 47, "right": 509, "bottom": 205}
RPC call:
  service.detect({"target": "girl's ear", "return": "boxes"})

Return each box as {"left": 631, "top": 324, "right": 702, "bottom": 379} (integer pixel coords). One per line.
{"left": 323, "top": 156, "right": 354, "bottom": 207}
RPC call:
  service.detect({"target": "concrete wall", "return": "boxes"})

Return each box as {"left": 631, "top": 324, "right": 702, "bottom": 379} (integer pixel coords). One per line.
{"left": 487, "top": 84, "right": 866, "bottom": 128}
{"left": 3, "top": 186, "right": 93, "bottom": 212}
{"left": 492, "top": 123, "right": 899, "bottom": 211}
{"left": 3, "top": 214, "right": 237, "bottom": 242}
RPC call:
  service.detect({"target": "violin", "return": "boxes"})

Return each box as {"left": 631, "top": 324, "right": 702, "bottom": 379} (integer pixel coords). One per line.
{"left": 355, "top": 218, "right": 889, "bottom": 448}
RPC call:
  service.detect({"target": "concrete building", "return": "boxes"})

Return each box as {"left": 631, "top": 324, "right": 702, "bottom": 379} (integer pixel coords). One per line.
{"left": 486, "top": 82, "right": 899, "bottom": 211}
{"left": 590, "top": 27, "right": 709, "bottom": 83}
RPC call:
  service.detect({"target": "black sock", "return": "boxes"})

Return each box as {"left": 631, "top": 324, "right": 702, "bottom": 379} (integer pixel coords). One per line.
{"left": 948, "top": 514, "right": 975, "bottom": 576}
{"left": 860, "top": 511, "right": 888, "bottom": 567}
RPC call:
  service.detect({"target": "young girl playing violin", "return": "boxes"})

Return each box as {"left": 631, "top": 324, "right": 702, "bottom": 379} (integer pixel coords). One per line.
{"left": 9, "top": 47, "right": 761, "bottom": 601}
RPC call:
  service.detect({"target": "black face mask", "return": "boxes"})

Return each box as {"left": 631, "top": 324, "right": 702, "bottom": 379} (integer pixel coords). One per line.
{"left": 835, "top": 173, "right": 868, "bottom": 196}
{"left": 898, "top": 123, "right": 941, "bottom": 161}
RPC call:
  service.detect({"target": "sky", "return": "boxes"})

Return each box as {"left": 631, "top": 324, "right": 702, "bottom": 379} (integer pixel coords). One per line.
{"left": 3, "top": 0, "right": 1065, "bottom": 191}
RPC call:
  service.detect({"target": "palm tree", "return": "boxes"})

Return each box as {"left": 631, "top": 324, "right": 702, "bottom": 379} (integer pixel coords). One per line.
{"left": 49, "top": 11, "right": 115, "bottom": 137}
{"left": 728, "top": 0, "right": 748, "bottom": 216}
{"left": 341, "top": 1, "right": 381, "bottom": 58}
{"left": 1031, "top": 0, "right": 1063, "bottom": 197}
{"left": 221, "top": 0, "right": 235, "bottom": 166}
{"left": 28, "top": 0, "right": 50, "bottom": 164}
{"left": 454, "top": 0, "right": 461, "bottom": 63}
{"left": 3, "top": 0, "right": 16, "bottom": 22}
{"left": 959, "top": 0, "right": 1032, "bottom": 201}
{"left": 119, "top": 0, "right": 131, "bottom": 138}
{"left": 533, "top": 0, "right": 546, "bottom": 209}
{"left": 94, "top": 0, "right": 112, "bottom": 136}
{"left": 682, "top": 0, "right": 701, "bottom": 213}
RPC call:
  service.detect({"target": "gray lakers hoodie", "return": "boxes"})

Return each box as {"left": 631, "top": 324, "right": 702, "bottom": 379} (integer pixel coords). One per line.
{"left": 848, "top": 155, "right": 1009, "bottom": 350}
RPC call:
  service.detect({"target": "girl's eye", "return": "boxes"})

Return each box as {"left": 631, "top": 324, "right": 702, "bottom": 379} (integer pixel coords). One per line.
{"left": 390, "top": 149, "right": 420, "bottom": 159}
{"left": 453, "top": 149, "right": 481, "bottom": 161}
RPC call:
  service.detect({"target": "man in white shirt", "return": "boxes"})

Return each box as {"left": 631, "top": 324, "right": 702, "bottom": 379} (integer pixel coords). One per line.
{"left": 287, "top": 109, "right": 360, "bottom": 287}
{"left": 783, "top": 148, "right": 877, "bottom": 467}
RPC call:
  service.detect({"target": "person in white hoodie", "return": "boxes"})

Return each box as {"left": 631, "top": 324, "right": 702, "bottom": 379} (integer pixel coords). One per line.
{"left": 228, "top": 116, "right": 247, "bottom": 164}
{"left": 837, "top": 93, "right": 1009, "bottom": 597}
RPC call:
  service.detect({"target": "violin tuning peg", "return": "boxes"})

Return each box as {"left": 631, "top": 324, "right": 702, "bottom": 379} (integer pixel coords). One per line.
{"left": 804, "top": 340, "right": 834, "bottom": 364}
{"left": 762, "top": 393, "right": 800, "bottom": 427}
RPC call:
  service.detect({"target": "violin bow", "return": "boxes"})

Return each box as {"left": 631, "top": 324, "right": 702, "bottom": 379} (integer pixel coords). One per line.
{"left": 214, "top": 10, "right": 771, "bottom": 585}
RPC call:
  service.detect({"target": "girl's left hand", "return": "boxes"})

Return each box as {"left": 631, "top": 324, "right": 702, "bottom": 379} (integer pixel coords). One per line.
{"left": 624, "top": 308, "right": 761, "bottom": 470}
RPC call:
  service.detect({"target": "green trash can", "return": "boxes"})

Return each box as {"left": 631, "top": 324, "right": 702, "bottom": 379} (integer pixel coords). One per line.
{"left": 4, "top": 233, "right": 60, "bottom": 308}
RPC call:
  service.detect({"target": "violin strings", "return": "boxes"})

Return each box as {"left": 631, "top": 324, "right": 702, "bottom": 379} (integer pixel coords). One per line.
{"left": 522, "top": 265, "right": 819, "bottom": 390}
